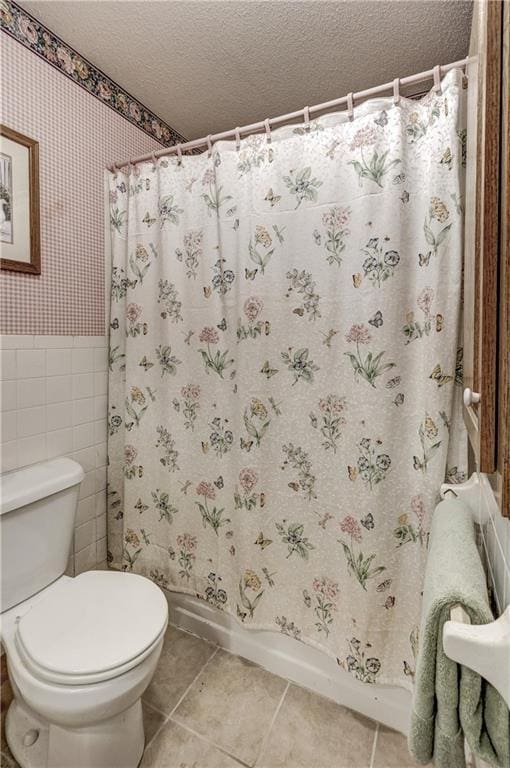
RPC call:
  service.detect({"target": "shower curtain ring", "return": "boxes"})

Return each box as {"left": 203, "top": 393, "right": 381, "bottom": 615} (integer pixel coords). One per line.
{"left": 206, "top": 135, "right": 213, "bottom": 157}
{"left": 433, "top": 65, "right": 442, "bottom": 94}
{"left": 303, "top": 106, "right": 310, "bottom": 131}
{"left": 234, "top": 128, "right": 241, "bottom": 151}
{"left": 347, "top": 92, "right": 354, "bottom": 121}
{"left": 264, "top": 119, "right": 271, "bottom": 144}
{"left": 176, "top": 144, "right": 182, "bottom": 164}
{"left": 393, "top": 78, "right": 400, "bottom": 105}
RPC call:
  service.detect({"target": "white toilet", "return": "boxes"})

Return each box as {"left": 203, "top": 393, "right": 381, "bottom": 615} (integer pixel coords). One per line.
{"left": 0, "top": 457, "right": 168, "bottom": 768}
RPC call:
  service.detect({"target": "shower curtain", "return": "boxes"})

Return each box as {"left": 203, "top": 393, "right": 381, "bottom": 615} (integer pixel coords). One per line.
{"left": 107, "top": 69, "right": 466, "bottom": 688}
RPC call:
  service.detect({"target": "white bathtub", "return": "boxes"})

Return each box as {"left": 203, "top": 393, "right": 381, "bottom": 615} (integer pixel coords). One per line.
{"left": 165, "top": 590, "right": 412, "bottom": 735}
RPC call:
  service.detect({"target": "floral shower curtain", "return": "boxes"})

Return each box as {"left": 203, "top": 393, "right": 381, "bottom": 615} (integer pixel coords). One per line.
{"left": 107, "top": 69, "right": 466, "bottom": 688}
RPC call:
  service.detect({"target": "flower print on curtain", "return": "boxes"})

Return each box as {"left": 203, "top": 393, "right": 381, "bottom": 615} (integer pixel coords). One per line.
{"left": 107, "top": 69, "right": 466, "bottom": 690}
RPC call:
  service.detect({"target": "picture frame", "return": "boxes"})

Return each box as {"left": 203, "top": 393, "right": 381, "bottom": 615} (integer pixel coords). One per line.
{"left": 0, "top": 125, "right": 40, "bottom": 274}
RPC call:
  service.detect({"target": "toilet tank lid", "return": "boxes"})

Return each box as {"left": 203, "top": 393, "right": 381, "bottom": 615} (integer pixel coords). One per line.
{"left": 0, "top": 458, "right": 84, "bottom": 515}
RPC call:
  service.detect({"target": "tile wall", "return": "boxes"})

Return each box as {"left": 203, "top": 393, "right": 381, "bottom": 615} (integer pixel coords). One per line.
{"left": 0, "top": 334, "right": 108, "bottom": 573}
{"left": 479, "top": 473, "right": 510, "bottom": 612}
{"left": 2, "top": 336, "right": 508, "bottom": 601}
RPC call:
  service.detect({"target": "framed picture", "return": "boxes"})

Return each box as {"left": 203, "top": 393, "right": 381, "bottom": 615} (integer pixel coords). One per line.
{"left": 0, "top": 125, "right": 40, "bottom": 274}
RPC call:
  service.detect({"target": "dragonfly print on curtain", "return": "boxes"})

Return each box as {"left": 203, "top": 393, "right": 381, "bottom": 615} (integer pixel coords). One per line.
{"left": 107, "top": 69, "right": 467, "bottom": 689}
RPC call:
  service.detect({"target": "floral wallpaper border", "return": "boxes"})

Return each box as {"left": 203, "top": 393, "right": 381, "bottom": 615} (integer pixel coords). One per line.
{"left": 0, "top": 0, "right": 186, "bottom": 147}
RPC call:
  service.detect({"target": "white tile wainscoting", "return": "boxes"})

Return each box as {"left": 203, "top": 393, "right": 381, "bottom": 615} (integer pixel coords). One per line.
{"left": 468, "top": 475, "right": 510, "bottom": 768}
{"left": 478, "top": 473, "right": 510, "bottom": 612}
{"left": 0, "top": 335, "right": 108, "bottom": 574}
{"left": 0, "top": 335, "right": 508, "bottom": 610}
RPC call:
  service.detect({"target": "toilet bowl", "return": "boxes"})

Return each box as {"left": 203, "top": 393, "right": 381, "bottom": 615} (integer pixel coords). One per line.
{"left": 2, "top": 572, "right": 167, "bottom": 768}
{"left": 0, "top": 459, "right": 168, "bottom": 768}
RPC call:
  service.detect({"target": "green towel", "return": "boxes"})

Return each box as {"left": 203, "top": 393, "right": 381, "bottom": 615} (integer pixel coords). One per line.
{"left": 409, "top": 498, "right": 510, "bottom": 768}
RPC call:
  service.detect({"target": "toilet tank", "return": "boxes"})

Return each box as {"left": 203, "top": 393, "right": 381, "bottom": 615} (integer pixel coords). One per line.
{"left": 0, "top": 458, "right": 84, "bottom": 612}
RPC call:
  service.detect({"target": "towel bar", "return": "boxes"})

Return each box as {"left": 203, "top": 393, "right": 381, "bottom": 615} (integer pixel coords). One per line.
{"left": 439, "top": 475, "right": 510, "bottom": 708}
{"left": 443, "top": 605, "right": 510, "bottom": 708}
{"left": 440, "top": 473, "right": 489, "bottom": 523}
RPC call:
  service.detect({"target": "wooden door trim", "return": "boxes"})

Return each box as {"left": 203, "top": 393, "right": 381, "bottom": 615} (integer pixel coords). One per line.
{"left": 478, "top": 0, "right": 502, "bottom": 473}
{"left": 497, "top": 0, "right": 510, "bottom": 517}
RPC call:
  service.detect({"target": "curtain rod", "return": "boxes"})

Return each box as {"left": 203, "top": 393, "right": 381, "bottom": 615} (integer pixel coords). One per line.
{"left": 108, "top": 57, "right": 470, "bottom": 171}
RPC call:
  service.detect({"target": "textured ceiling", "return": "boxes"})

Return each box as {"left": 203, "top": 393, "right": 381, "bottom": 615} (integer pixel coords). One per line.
{"left": 19, "top": 0, "right": 473, "bottom": 140}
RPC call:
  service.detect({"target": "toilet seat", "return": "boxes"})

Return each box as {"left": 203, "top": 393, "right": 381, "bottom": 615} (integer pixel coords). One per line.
{"left": 14, "top": 570, "right": 168, "bottom": 686}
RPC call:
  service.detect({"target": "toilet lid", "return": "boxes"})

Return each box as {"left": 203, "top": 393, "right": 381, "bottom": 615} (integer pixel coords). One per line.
{"left": 16, "top": 571, "right": 168, "bottom": 681}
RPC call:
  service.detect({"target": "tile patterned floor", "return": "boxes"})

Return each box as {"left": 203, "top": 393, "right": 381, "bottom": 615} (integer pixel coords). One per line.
{"left": 141, "top": 626, "right": 422, "bottom": 768}
{"left": 1, "top": 626, "right": 423, "bottom": 768}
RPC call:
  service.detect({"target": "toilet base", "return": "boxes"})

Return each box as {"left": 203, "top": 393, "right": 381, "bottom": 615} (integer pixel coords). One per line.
{"left": 5, "top": 700, "right": 48, "bottom": 768}
{"left": 6, "top": 696, "right": 145, "bottom": 768}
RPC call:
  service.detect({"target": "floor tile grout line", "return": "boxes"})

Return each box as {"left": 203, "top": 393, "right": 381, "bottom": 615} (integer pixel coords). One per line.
{"left": 168, "top": 645, "right": 219, "bottom": 718}
{"left": 369, "top": 723, "right": 380, "bottom": 768}
{"left": 166, "top": 717, "right": 252, "bottom": 767}
{"left": 143, "top": 645, "right": 219, "bottom": 752}
{"left": 141, "top": 698, "right": 168, "bottom": 719}
{"left": 252, "top": 680, "right": 290, "bottom": 768}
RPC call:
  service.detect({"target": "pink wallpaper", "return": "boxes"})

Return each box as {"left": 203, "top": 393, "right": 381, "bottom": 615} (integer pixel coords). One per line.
{"left": 0, "top": 33, "right": 163, "bottom": 335}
